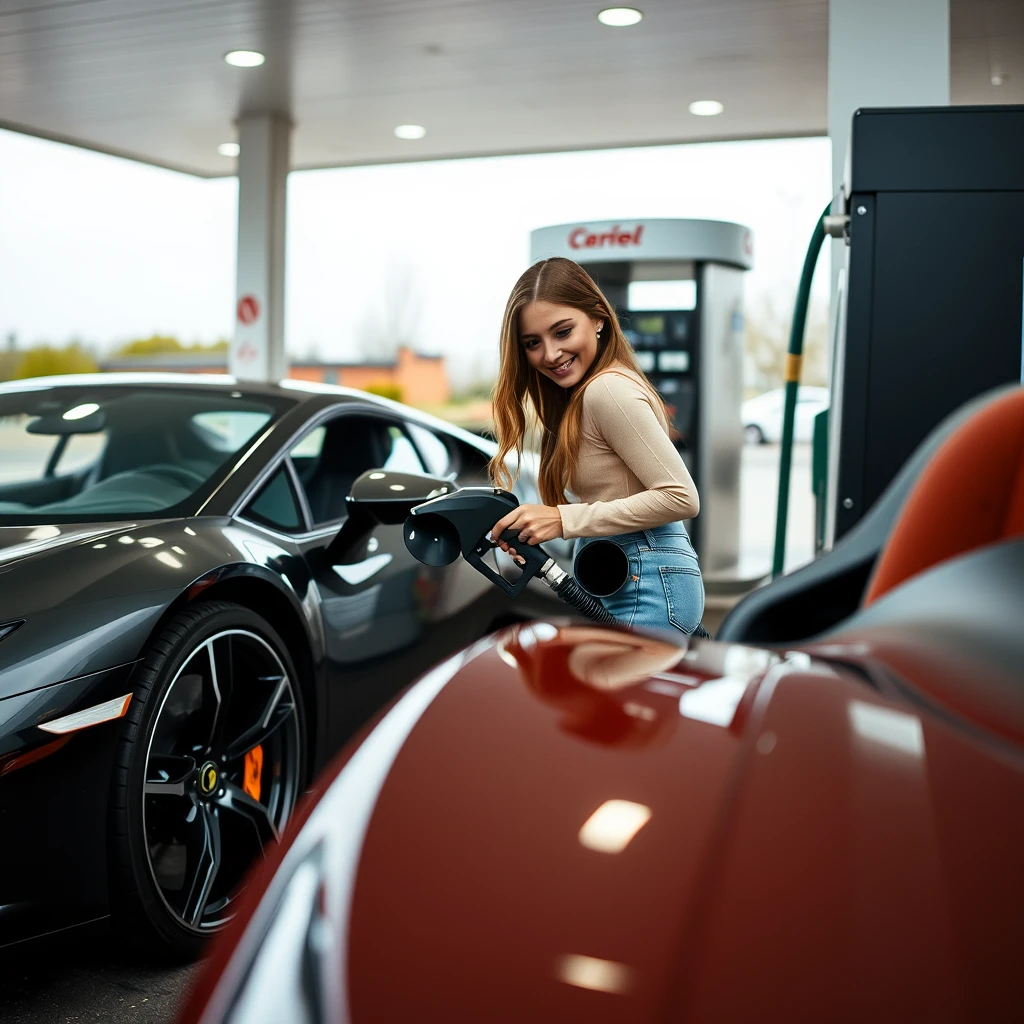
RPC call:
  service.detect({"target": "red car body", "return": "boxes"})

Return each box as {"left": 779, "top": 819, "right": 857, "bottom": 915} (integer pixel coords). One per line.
{"left": 182, "top": 550, "right": 1024, "bottom": 1023}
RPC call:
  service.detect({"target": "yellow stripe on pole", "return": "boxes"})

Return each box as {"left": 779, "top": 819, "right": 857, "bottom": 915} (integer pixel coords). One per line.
{"left": 784, "top": 353, "right": 803, "bottom": 383}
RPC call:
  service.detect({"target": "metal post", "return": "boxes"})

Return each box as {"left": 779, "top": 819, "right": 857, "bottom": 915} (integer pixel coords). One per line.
{"left": 232, "top": 113, "right": 292, "bottom": 382}
{"left": 827, "top": 0, "right": 950, "bottom": 377}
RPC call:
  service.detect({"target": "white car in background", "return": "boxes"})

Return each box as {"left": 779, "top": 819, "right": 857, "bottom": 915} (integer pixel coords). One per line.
{"left": 742, "top": 385, "right": 829, "bottom": 444}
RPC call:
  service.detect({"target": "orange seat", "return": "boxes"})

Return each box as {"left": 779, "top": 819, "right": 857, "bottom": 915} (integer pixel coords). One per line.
{"left": 864, "top": 387, "right": 1024, "bottom": 605}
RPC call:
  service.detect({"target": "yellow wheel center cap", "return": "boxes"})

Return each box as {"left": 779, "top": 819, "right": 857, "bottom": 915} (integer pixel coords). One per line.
{"left": 199, "top": 761, "right": 219, "bottom": 796}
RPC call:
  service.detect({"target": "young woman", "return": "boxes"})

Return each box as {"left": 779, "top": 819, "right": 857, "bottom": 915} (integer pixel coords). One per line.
{"left": 489, "top": 257, "right": 705, "bottom": 635}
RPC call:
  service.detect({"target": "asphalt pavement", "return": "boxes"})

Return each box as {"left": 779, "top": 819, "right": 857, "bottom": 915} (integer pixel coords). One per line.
{"left": 0, "top": 934, "right": 199, "bottom": 1024}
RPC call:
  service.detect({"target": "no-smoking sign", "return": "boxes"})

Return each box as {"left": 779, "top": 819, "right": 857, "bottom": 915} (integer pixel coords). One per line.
{"left": 237, "top": 294, "right": 260, "bottom": 325}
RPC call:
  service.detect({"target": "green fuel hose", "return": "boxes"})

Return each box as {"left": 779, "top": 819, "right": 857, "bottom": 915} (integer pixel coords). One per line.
{"left": 771, "top": 203, "right": 831, "bottom": 579}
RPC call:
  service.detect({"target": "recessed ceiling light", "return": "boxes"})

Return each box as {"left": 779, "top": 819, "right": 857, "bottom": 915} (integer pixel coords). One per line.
{"left": 689, "top": 99, "right": 724, "bottom": 116}
{"left": 597, "top": 7, "right": 643, "bottom": 27}
{"left": 217, "top": 142, "right": 240, "bottom": 157}
{"left": 991, "top": 73, "right": 1006, "bottom": 86}
{"left": 224, "top": 50, "right": 265, "bottom": 68}
{"left": 394, "top": 124, "right": 426, "bottom": 140}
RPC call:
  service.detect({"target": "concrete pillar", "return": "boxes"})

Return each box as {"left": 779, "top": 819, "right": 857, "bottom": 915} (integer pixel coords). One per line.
{"left": 827, "top": 0, "right": 950, "bottom": 359}
{"left": 231, "top": 113, "right": 291, "bottom": 382}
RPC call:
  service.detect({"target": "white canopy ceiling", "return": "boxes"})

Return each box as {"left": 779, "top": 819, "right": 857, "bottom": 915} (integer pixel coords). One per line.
{"left": 0, "top": 0, "right": 1020, "bottom": 177}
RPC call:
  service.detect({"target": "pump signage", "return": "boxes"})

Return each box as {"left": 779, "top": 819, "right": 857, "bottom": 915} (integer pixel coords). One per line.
{"left": 568, "top": 224, "right": 645, "bottom": 250}
{"left": 531, "top": 218, "right": 753, "bottom": 270}
{"left": 237, "top": 294, "right": 261, "bottom": 325}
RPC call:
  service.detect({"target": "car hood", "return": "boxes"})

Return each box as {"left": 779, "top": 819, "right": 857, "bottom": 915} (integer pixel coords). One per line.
{"left": 0, "top": 517, "right": 268, "bottom": 699}
{"left": 0, "top": 521, "right": 138, "bottom": 569}
{"left": 191, "top": 621, "right": 1024, "bottom": 1023}
{"left": 344, "top": 626, "right": 779, "bottom": 1022}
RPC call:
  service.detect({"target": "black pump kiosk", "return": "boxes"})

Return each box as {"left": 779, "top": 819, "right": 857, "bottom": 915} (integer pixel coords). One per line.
{"left": 530, "top": 218, "right": 754, "bottom": 583}
{"left": 828, "top": 105, "right": 1024, "bottom": 547}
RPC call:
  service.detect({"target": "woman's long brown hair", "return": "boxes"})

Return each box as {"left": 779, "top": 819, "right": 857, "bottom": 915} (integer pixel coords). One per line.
{"left": 488, "top": 257, "right": 666, "bottom": 506}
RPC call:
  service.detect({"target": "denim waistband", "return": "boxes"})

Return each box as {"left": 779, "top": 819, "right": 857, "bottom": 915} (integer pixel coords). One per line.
{"left": 578, "top": 521, "right": 693, "bottom": 550}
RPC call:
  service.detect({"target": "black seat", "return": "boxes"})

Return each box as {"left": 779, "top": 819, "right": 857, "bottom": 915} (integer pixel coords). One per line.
{"left": 303, "top": 419, "right": 387, "bottom": 525}
{"left": 717, "top": 385, "right": 1019, "bottom": 645}
{"left": 96, "top": 426, "right": 176, "bottom": 481}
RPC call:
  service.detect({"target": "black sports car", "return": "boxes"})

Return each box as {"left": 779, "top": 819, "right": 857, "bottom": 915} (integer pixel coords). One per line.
{"left": 0, "top": 373, "right": 563, "bottom": 956}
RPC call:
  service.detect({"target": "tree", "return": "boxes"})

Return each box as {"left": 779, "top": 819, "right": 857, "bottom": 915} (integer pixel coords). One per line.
{"left": 744, "top": 292, "right": 829, "bottom": 396}
{"left": 363, "top": 382, "right": 403, "bottom": 402}
{"left": 357, "top": 258, "right": 422, "bottom": 361}
{"left": 0, "top": 352, "right": 19, "bottom": 382}
{"left": 114, "top": 335, "right": 229, "bottom": 357}
{"left": 116, "top": 334, "right": 182, "bottom": 356}
{"left": 13, "top": 344, "right": 98, "bottom": 379}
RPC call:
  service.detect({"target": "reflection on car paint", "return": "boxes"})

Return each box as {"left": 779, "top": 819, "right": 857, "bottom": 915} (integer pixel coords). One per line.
{"left": 678, "top": 677, "right": 748, "bottom": 727}
{"left": 848, "top": 700, "right": 924, "bottom": 757}
{"left": 578, "top": 799, "right": 653, "bottom": 854}
{"left": 322, "top": 586, "right": 381, "bottom": 640}
{"left": 332, "top": 553, "right": 393, "bottom": 586}
{"left": 555, "top": 953, "right": 635, "bottom": 995}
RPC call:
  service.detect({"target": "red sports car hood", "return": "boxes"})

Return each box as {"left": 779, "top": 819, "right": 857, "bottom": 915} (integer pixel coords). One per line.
{"left": 344, "top": 625, "right": 780, "bottom": 1021}
{"left": 189, "top": 623, "right": 1024, "bottom": 1023}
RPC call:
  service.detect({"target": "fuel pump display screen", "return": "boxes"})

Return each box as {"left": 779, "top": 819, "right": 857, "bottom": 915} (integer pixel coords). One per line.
{"left": 623, "top": 309, "right": 695, "bottom": 445}
{"left": 624, "top": 310, "right": 692, "bottom": 371}
{"left": 633, "top": 314, "right": 667, "bottom": 336}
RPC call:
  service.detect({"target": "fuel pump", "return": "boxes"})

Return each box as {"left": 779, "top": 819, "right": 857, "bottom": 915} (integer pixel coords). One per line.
{"left": 530, "top": 218, "right": 753, "bottom": 585}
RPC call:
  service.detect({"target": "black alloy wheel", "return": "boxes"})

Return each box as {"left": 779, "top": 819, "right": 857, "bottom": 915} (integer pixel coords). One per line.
{"left": 109, "top": 601, "right": 304, "bottom": 958}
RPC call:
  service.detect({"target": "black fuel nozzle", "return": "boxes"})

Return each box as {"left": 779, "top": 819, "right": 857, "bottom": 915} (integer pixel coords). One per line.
{"left": 405, "top": 487, "right": 552, "bottom": 598}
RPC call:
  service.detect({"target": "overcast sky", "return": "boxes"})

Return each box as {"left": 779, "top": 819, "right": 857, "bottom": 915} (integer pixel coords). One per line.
{"left": 0, "top": 128, "right": 832, "bottom": 387}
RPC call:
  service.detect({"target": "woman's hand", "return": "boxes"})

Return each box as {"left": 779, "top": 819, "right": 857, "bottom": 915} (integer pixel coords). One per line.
{"left": 491, "top": 504, "right": 563, "bottom": 560}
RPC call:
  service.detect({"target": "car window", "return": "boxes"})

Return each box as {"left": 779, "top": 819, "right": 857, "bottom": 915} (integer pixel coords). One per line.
{"left": 382, "top": 424, "right": 425, "bottom": 473}
{"left": 0, "top": 415, "right": 59, "bottom": 485}
{"left": 192, "top": 411, "right": 272, "bottom": 452}
{"left": 289, "top": 415, "right": 425, "bottom": 527}
{"left": 407, "top": 422, "right": 452, "bottom": 477}
{"left": 245, "top": 465, "right": 303, "bottom": 532}
{"left": 289, "top": 426, "right": 325, "bottom": 488}
{"left": 0, "top": 387, "right": 290, "bottom": 523}
{"left": 56, "top": 431, "right": 108, "bottom": 474}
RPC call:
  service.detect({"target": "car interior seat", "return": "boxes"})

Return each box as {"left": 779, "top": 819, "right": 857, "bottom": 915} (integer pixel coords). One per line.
{"left": 717, "top": 384, "right": 1024, "bottom": 645}
{"left": 862, "top": 386, "right": 1024, "bottom": 605}
{"left": 303, "top": 419, "right": 386, "bottom": 525}
{"left": 94, "top": 425, "right": 175, "bottom": 480}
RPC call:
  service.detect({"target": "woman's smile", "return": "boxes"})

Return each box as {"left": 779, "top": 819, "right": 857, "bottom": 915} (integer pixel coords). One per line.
{"left": 519, "top": 300, "right": 601, "bottom": 389}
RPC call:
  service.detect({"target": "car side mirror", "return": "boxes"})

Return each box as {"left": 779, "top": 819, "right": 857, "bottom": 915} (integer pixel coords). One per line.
{"left": 326, "top": 469, "right": 456, "bottom": 564}
{"left": 346, "top": 469, "right": 456, "bottom": 524}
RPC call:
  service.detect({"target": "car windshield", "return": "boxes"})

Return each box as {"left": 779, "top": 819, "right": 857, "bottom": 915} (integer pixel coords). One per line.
{"left": 0, "top": 384, "right": 293, "bottom": 523}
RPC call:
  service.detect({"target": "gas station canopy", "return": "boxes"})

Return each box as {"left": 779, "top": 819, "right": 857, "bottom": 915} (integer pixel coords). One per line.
{"left": 1, "top": 0, "right": 1019, "bottom": 177}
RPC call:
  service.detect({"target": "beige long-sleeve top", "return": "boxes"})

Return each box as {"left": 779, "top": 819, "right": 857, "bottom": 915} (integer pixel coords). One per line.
{"left": 557, "top": 367, "right": 700, "bottom": 539}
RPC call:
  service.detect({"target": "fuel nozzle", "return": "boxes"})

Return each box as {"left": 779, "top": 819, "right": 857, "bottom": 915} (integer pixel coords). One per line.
{"left": 404, "top": 487, "right": 619, "bottom": 620}
{"left": 404, "top": 487, "right": 550, "bottom": 598}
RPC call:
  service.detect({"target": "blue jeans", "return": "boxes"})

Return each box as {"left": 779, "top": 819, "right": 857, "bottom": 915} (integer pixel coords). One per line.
{"left": 573, "top": 522, "right": 705, "bottom": 635}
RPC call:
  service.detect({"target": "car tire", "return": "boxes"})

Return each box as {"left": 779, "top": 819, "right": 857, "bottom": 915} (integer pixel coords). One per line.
{"left": 108, "top": 600, "right": 305, "bottom": 960}
{"left": 744, "top": 424, "right": 766, "bottom": 445}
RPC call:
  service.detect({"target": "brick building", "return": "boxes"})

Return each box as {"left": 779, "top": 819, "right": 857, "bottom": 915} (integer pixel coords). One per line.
{"left": 100, "top": 346, "right": 450, "bottom": 406}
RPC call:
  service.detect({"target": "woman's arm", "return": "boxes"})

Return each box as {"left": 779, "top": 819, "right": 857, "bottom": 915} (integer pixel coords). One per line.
{"left": 558, "top": 373, "right": 699, "bottom": 539}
